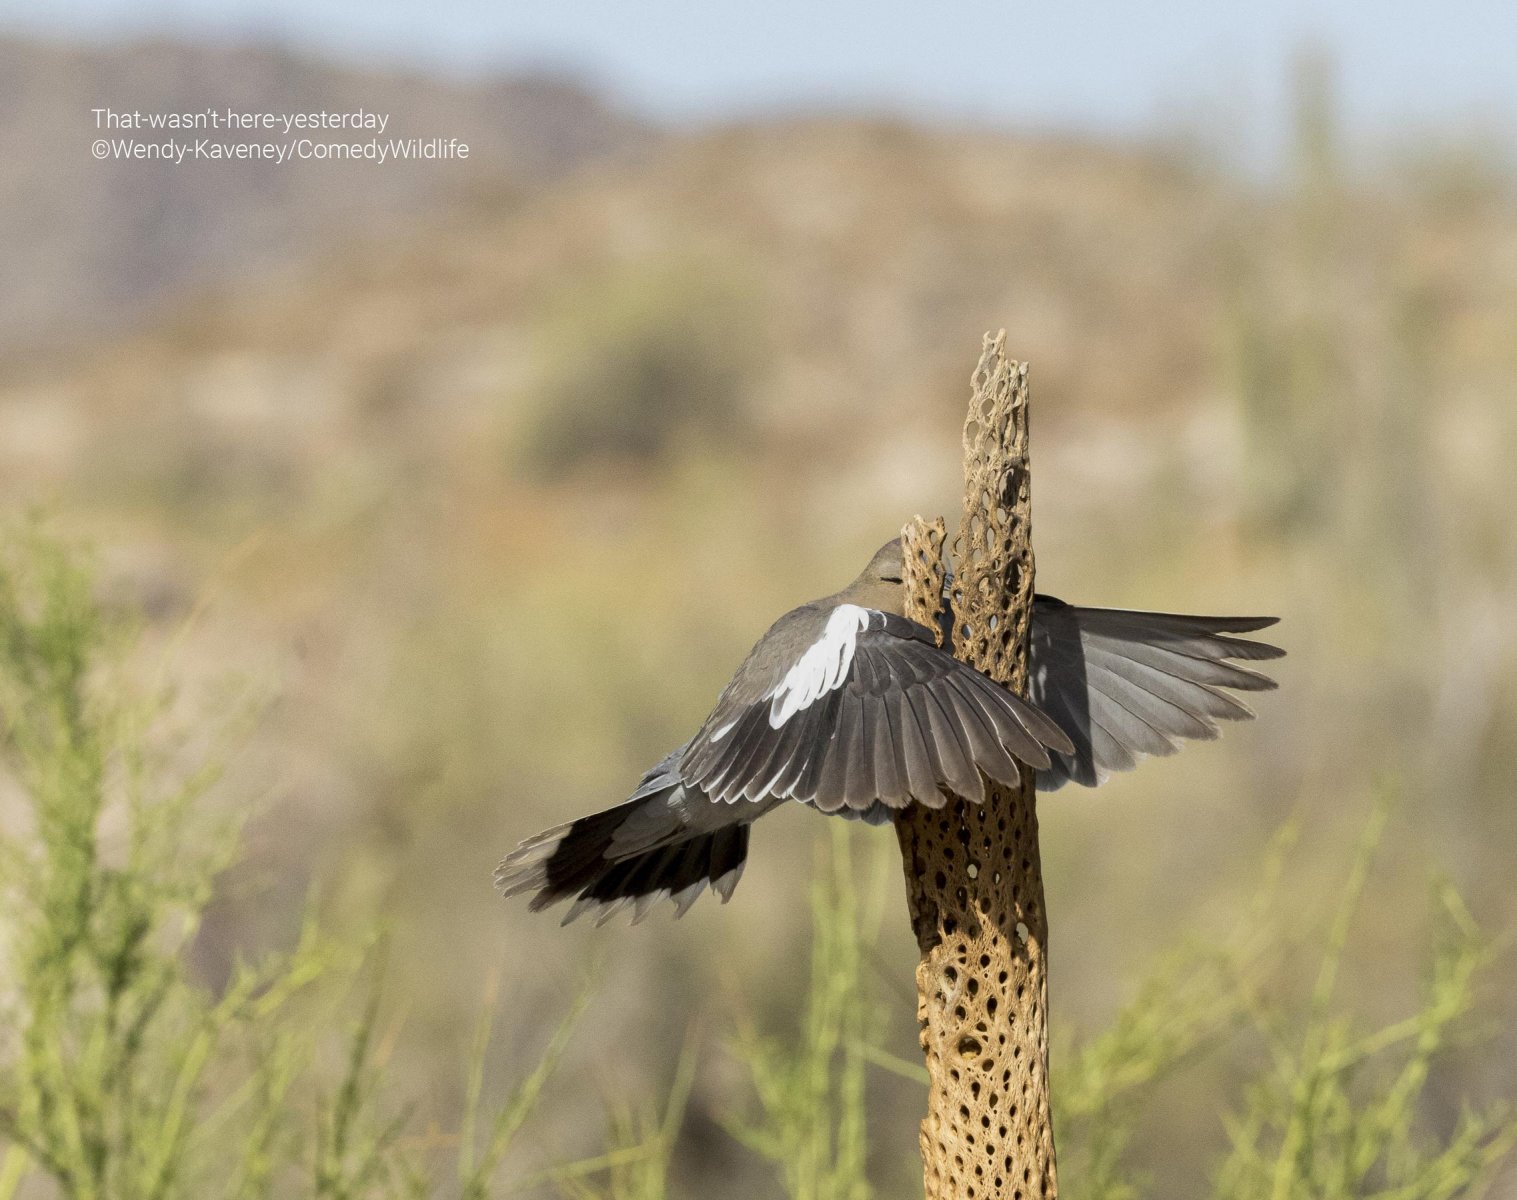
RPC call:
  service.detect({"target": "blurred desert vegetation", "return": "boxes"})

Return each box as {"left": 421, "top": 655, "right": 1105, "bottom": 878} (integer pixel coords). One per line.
{"left": 1, "top": 34, "right": 1515, "bottom": 1199}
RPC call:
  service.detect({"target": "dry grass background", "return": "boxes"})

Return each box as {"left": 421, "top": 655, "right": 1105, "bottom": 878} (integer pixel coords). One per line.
{"left": 1, "top": 40, "right": 1515, "bottom": 1198}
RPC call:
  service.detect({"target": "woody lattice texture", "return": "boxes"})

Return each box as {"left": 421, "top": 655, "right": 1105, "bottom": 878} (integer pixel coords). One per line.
{"left": 895, "top": 332, "right": 1058, "bottom": 1200}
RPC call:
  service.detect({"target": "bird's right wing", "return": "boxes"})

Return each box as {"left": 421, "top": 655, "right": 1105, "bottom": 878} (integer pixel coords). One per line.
{"left": 1028, "top": 597, "right": 1283, "bottom": 790}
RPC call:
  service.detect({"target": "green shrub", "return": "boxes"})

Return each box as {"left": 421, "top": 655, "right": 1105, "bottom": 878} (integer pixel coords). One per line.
{"left": 0, "top": 523, "right": 383, "bottom": 1199}
{"left": 722, "top": 824, "right": 883, "bottom": 1200}
{"left": 721, "top": 809, "right": 1516, "bottom": 1200}
{"left": 1054, "top": 804, "right": 1517, "bottom": 1200}
{"left": 0, "top": 526, "right": 584, "bottom": 1200}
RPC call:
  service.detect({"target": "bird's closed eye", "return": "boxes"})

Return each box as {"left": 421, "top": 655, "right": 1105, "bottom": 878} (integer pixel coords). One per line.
{"left": 880, "top": 574, "right": 903, "bottom": 584}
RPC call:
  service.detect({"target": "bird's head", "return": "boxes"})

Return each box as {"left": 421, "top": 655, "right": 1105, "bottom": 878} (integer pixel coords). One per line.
{"left": 838, "top": 537, "right": 909, "bottom": 615}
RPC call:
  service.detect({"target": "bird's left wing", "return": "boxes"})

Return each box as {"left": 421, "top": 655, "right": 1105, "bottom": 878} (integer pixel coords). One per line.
{"left": 679, "top": 605, "right": 1072, "bottom": 814}
{"left": 1029, "top": 597, "right": 1283, "bottom": 790}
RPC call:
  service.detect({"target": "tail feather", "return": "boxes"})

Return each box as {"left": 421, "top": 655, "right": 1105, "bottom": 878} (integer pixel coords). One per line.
{"left": 494, "top": 795, "right": 752, "bottom": 926}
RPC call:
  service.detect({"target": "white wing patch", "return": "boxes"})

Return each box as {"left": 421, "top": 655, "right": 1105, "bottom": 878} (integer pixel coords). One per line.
{"left": 768, "top": 605, "right": 873, "bottom": 728}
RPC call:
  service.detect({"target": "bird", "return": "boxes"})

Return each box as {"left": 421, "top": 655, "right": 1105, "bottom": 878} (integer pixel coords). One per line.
{"left": 495, "top": 538, "right": 1282, "bottom": 926}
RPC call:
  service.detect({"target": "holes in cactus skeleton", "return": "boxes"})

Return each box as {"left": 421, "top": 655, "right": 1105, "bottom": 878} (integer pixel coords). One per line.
{"left": 902, "top": 532, "right": 1051, "bottom": 1197}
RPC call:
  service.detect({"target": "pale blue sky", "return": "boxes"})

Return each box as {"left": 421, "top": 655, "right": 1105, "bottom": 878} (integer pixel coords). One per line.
{"left": 8, "top": 0, "right": 1515, "bottom": 162}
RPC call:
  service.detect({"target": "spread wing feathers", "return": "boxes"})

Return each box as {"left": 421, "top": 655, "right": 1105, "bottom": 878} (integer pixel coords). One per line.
{"left": 1029, "top": 597, "right": 1283, "bottom": 791}
{"left": 680, "top": 610, "right": 1073, "bottom": 814}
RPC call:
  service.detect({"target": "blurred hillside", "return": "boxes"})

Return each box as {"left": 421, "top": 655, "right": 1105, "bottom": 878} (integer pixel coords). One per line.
{"left": 2, "top": 45, "right": 1516, "bottom": 1198}
{"left": 0, "top": 35, "right": 650, "bottom": 358}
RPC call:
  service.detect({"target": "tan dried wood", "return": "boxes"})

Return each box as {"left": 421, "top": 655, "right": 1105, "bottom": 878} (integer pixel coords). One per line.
{"left": 895, "top": 331, "right": 1057, "bottom": 1200}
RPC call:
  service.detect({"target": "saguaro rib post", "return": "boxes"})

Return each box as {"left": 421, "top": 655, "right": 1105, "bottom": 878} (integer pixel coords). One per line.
{"left": 896, "top": 331, "right": 1057, "bottom": 1200}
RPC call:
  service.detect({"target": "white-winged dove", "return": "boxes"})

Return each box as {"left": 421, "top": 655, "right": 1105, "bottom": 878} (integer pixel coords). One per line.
{"left": 496, "top": 538, "right": 1282, "bottom": 925}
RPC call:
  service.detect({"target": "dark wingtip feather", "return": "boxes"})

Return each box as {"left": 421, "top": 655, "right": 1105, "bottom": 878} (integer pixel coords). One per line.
{"left": 1184, "top": 614, "right": 1280, "bottom": 634}
{"left": 1210, "top": 633, "right": 1285, "bottom": 661}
